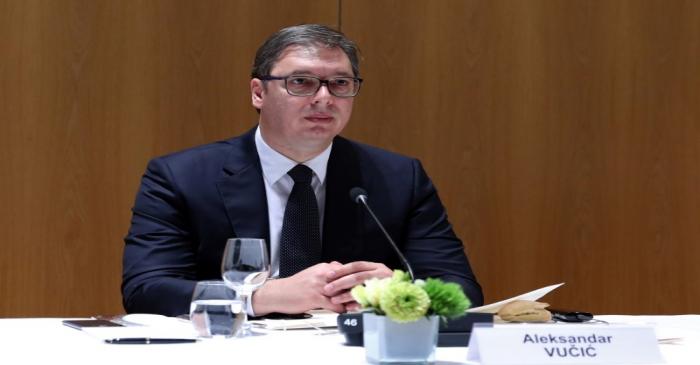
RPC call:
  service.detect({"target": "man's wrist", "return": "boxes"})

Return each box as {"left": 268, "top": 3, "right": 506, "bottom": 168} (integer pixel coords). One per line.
{"left": 251, "top": 279, "right": 278, "bottom": 316}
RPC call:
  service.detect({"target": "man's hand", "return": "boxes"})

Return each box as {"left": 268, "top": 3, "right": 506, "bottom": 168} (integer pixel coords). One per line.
{"left": 251, "top": 262, "right": 345, "bottom": 316}
{"left": 322, "top": 261, "right": 393, "bottom": 309}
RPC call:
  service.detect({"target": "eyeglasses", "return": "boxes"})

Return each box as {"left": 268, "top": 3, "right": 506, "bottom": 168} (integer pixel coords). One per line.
{"left": 259, "top": 75, "right": 363, "bottom": 98}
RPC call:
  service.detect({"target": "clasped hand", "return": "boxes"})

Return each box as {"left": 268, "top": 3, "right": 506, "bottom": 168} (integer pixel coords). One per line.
{"left": 251, "top": 261, "right": 392, "bottom": 316}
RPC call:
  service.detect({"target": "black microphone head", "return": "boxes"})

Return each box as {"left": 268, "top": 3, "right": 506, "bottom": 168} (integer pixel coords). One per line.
{"left": 349, "top": 187, "right": 368, "bottom": 204}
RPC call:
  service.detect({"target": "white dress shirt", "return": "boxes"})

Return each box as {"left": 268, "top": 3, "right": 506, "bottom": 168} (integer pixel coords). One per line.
{"left": 254, "top": 126, "right": 331, "bottom": 278}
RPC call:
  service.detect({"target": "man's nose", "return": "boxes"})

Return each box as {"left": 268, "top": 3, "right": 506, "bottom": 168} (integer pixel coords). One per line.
{"left": 312, "top": 83, "right": 333, "bottom": 104}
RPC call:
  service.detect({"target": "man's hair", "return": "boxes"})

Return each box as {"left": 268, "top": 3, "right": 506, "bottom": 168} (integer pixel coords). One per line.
{"left": 251, "top": 24, "right": 360, "bottom": 79}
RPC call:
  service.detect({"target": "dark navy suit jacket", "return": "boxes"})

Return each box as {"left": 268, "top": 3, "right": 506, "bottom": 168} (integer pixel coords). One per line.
{"left": 122, "top": 128, "right": 483, "bottom": 315}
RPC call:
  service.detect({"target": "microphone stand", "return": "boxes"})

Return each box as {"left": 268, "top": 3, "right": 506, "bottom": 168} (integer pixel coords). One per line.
{"left": 351, "top": 189, "right": 415, "bottom": 282}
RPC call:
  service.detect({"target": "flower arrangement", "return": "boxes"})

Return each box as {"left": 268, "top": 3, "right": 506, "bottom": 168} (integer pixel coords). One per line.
{"left": 350, "top": 270, "right": 471, "bottom": 323}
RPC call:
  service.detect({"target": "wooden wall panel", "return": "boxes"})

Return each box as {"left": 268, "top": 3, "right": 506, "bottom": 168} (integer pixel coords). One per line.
{"left": 2, "top": 0, "right": 699, "bottom": 317}
{"left": 341, "top": 0, "right": 700, "bottom": 314}
{"left": 0, "top": 0, "right": 338, "bottom": 317}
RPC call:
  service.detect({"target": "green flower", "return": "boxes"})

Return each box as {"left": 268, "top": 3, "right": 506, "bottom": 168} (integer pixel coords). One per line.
{"left": 350, "top": 285, "right": 369, "bottom": 307}
{"left": 363, "top": 277, "right": 392, "bottom": 310}
{"left": 391, "top": 270, "right": 411, "bottom": 283}
{"left": 350, "top": 269, "right": 470, "bottom": 323}
{"left": 379, "top": 281, "right": 431, "bottom": 323}
{"left": 422, "top": 278, "right": 471, "bottom": 319}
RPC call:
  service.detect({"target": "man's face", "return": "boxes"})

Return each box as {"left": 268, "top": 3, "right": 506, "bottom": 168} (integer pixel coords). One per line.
{"left": 251, "top": 45, "right": 355, "bottom": 161}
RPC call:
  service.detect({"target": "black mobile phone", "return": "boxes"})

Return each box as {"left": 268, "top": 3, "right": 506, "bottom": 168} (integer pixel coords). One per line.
{"left": 62, "top": 319, "right": 124, "bottom": 330}
{"left": 255, "top": 312, "right": 312, "bottom": 320}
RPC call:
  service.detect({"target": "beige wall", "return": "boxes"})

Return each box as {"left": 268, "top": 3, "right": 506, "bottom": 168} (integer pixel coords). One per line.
{"left": 1, "top": 0, "right": 698, "bottom": 316}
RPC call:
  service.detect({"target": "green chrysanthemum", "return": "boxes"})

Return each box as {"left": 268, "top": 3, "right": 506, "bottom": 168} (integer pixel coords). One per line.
{"left": 379, "top": 281, "right": 430, "bottom": 323}
{"left": 350, "top": 285, "right": 370, "bottom": 307}
{"left": 391, "top": 269, "right": 411, "bottom": 283}
{"left": 422, "top": 278, "right": 471, "bottom": 319}
{"left": 350, "top": 269, "right": 470, "bottom": 323}
{"left": 363, "top": 278, "right": 391, "bottom": 314}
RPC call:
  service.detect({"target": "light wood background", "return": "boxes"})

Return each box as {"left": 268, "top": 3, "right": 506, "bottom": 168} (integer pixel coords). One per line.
{"left": 1, "top": 0, "right": 698, "bottom": 317}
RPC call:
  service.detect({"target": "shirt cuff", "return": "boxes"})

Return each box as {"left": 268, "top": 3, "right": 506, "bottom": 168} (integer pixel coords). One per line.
{"left": 246, "top": 292, "right": 256, "bottom": 317}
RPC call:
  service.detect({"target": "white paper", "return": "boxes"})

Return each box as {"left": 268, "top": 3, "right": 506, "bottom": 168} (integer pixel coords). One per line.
{"left": 77, "top": 316, "right": 197, "bottom": 342}
{"left": 81, "top": 326, "right": 198, "bottom": 341}
{"left": 251, "top": 310, "right": 338, "bottom": 330}
{"left": 466, "top": 283, "right": 564, "bottom": 313}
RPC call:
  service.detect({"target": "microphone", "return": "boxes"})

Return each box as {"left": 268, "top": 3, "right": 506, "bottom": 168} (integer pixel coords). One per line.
{"left": 339, "top": 188, "right": 493, "bottom": 348}
{"left": 349, "top": 187, "right": 415, "bottom": 281}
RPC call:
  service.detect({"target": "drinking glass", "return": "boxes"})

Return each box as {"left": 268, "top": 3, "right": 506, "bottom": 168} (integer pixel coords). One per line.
{"left": 221, "top": 238, "right": 270, "bottom": 337}
{"left": 189, "top": 280, "right": 244, "bottom": 339}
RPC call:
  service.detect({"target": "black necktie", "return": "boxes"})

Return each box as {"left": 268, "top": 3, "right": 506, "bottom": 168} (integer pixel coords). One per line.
{"left": 279, "top": 164, "right": 322, "bottom": 277}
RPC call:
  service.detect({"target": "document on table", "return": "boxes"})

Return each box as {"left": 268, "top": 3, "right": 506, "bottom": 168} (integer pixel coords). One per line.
{"left": 250, "top": 310, "right": 338, "bottom": 331}
{"left": 466, "top": 283, "right": 564, "bottom": 313}
{"left": 72, "top": 315, "right": 198, "bottom": 343}
{"left": 82, "top": 326, "right": 198, "bottom": 343}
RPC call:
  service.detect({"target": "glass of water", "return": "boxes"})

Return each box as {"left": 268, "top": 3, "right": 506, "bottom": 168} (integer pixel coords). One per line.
{"left": 189, "top": 280, "right": 244, "bottom": 339}
{"left": 221, "top": 238, "right": 270, "bottom": 337}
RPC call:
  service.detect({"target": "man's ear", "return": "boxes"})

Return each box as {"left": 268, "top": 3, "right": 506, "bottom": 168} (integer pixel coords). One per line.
{"left": 251, "top": 78, "right": 264, "bottom": 109}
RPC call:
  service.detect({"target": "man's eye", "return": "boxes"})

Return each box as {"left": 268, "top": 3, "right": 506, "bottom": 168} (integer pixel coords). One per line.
{"left": 332, "top": 79, "right": 350, "bottom": 86}
{"left": 289, "top": 77, "right": 313, "bottom": 85}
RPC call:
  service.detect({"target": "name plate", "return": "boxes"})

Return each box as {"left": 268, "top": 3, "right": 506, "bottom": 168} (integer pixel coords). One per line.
{"left": 467, "top": 324, "right": 664, "bottom": 364}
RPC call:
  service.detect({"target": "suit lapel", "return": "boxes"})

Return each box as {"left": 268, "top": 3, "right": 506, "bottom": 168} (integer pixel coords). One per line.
{"left": 216, "top": 128, "right": 270, "bottom": 246}
{"left": 216, "top": 132, "right": 365, "bottom": 261}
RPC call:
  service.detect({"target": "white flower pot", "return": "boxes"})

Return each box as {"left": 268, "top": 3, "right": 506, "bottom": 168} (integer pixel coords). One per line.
{"left": 362, "top": 312, "right": 439, "bottom": 364}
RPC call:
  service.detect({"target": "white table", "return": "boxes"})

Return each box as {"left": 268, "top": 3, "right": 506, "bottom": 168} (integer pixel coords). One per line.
{"left": 1, "top": 315, "right": 699, "bottom": 364}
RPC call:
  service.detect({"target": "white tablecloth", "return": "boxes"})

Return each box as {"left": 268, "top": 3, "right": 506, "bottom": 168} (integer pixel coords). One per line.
{"left": 1, "top": 315, "right": 698, "bottom": 364}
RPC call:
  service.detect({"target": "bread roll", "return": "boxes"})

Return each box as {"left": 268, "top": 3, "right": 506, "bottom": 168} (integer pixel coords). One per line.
{"left": 498, "top": 300, "right": 552, "bottom": 322}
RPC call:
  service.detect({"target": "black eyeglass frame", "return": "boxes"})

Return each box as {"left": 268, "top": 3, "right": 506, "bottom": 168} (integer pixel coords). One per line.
{"left": 258, "top": 75, "right": 363, "bottom": 98}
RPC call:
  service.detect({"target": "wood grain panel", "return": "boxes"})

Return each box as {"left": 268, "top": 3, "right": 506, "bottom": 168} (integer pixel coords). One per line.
{"left": 2, "top": 0, "right": 698, "bottom": 317}
{"left": 0, "top": 0, "right": 338, "bottom": 317}
{"left": 341, "top": 0, "right": 700, "bottom": 314}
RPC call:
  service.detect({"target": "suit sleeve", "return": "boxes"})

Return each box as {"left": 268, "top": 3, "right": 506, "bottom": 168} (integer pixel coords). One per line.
{"left": 402, "top": 159, "right": 484, "bottom": 307}
{"left": 121, "top": 157, "right": 197, "bottom": 316}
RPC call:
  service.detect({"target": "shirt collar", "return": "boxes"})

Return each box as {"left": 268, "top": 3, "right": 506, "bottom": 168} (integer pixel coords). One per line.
{"left": 255, "top": 126, "right": 332, "bottom": 185}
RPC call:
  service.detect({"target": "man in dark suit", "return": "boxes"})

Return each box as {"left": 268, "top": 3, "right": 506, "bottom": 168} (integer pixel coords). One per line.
{"left": 122, "top": 24, "right": 483, "bottom": 316}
